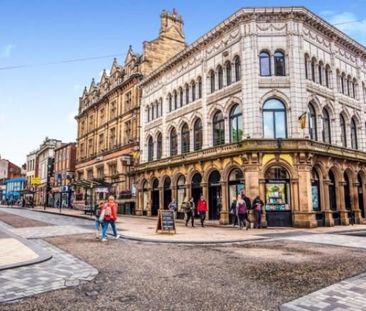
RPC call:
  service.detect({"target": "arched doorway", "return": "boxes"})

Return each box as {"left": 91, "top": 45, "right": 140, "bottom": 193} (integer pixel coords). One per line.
{"left": 228, "top": 168, "right": 244, "bottom": 204}
{"left": 208, "top": 170, "right": 222, "bottom": 220}
{"left": 151, "top": 178, "right": 159, "bottom": 216}
{"left": 163, "top": 177, "right": 172, "bottom": 210}
{"left": 264, "top": 166, "right": 292, "bottom": 227}
{"left": 311, "top": 169, "right": 323, "bottom": 226}
{"left": 191, "top": 173, "right": 202, "bottom": 207}
{"left": 343, "top": 171, "right": 352, "bottom": 221}
{"left": 176, "top": 175, "right": 186, "bottom": 213}
{"left": 328, "top": 170, "right": 339, "bottom": 225}
{"left": 357, "top": 173, "right": 365, "bottom": 218}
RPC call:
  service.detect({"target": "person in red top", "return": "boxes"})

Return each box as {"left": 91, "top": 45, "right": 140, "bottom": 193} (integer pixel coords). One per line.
{"left": 197, "top": 195, "right": 208, "bottom": 227}
{"left": 101, "top": 195, "right": 120, "bottom": 241}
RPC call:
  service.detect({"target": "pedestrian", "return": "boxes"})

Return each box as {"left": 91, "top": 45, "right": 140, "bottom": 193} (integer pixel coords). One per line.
{"left": 252, "top": 196, "right": 264, "bottom": 229}
{"left": 240, "top": 190, "right": 252, "bottom": 229}
{"left": 100, "top": 195, "right": 120, "bottom": 242}
{"left": 236, "top": 195, "right": 248, "bottom": 230}
{"left": 185, "top": 197, "right": 195, "bottom": 227}
{"left": 168, "top": 199, "right": 177, "bottom": 219}
{"left": 95, "top": 201, "right": 104, "bottom": 239}
{"left": 230, "top": 196, "right": 238, "bottom": 227}
{"left": 197, "top": 195, "right": 208, "bottom": 227}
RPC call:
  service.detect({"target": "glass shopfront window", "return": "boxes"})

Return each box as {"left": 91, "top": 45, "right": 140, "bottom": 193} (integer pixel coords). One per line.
{"left": 176, "top": 175, "right": 186, "bottom": 211}
{"left": 228, "top": 168, "right": 244, "bottom": 203}
{"left": 265, "top": 166, "right": 290, "bottom": 212}
{"left": 311, "top": 169, "right": 321, "bottom": 211}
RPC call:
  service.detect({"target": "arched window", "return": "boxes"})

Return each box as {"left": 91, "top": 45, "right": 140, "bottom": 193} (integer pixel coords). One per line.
{"left": 352, "top": 79, "right": 357, "bottom": 99}
{"left": 147, "top": 106, "right": 150, "bottom": 122}
{"left": 347, "top": 76, "right": 351, "bottom": 96}
{"left": 308, "top": 103, "right": 317, "bottom": 140}
{"left": 229, "top": 104, "right": 242, "bottom": 143}
{"left": 325, "top": 65, "right": 330, "bottom": 88}
{"left": 198, "top": 77, "right": 202, "bottom": 98}
{"left": 191, "top": 81, "right": 196, "bottom": 102}
{"left": 225, "top": 61, "right": 232, "bottom": 86}
{"left": 217, "top": 66, "right": 223, "bottom": 89}
{"left": 311, "top": 58, "right": 316, "bottom": 82}
{"left": 179, "top": 87, "right": 183, "bottom": 107}
{"left": 173, "top": 91, "right": 178, "bottom": 110}
{"left": 194, "top": 118, "right": 203, "bottom": 151}
{"left": 209, "top": 70, "right": 215, "bottom": 93}
{"left": 322, "top": 108, "right": 331, "bottom": 144}
{"left": 318, "top": 62, "right": 323, "bottom": 85}
{"left": 148, "top": 136, "right": 154, "bottom": 161}
{"left": 341, "top": 73, "right": 346, "bottom": 94}
{"left": 155, "top": 101, "right": 159, "bottom": 118}
{"left": 159, "top": 98, "right": 163, "bottom": 117}
{"left": 234, "top": 56, "right": 241, "bottom": 81}
{"left": 170, "top": 128, "right": 178, "bottom": 156}
{"left": 340, "top": 114, "right": 347, "bottom": 147}
{"left": 156, "top": 132, "right": 162, "bottom": 160}
{"left": 274, "top": 50, "right": 285, "bottom": 76}
{"left": 260, "top": 51, "right": 271, "bottom": 76}
{"left": 305, "top": 55, "right": 309, "bottom": 79}
{"left": 168, "top": 93, "right": 172, "bottom": 112}
{"left": 181, "top": 123, "right": 190, "bottom": 153}
{"left": 185, "top": 84, "right": 189, "bottom": 105}
{"left": 213, "top": 111, "right": 225, "bottom": 146}
{"left": 351, "top": 117, "right": 358, "bottom": 149}
{"left": 151, "top": 104, "right": 155, "bottom": 120}
{"left": 263, "top": 99, "right": 287, "bottom": 139}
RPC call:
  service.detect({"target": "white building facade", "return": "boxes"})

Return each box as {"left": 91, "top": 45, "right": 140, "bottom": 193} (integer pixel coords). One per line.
{"left": 136, "top": 7, "right": 366, "bottom": 228}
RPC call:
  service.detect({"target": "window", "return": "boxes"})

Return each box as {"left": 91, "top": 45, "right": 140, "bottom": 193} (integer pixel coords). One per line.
{"left": 322, "top": 108, "right": 331, "bottom": 144}
{"left": 198, "top": 77, "right": 202, "bottom": 98}
{"left": 194, "top": 118, "right": 203, "bottom": 151}
{"left": 87, "top": 169, "right": 93, "bottom": 180}
{"left": 213, "top": 111, "right": 225, "bottom": 146}
{"left": 159, "top": 98, "right": 163, "bottom": 116}
{"left": 179, "top": 87, "right": 183, "bottom": 107}
{"left": 110, "top": 127, "right": 116, "bottom": 147}
{"left": 351, "top": 117, "right": 358, "bottom": 150}
{"left": 217, "top": 66, "right": 223, "bottom": 89}
{"left": 99, "top": 134, "right": 104, "bottom": 150}
{"left": 347, "top": 77, "right": 351, "bottom": 96}
{"left": 311, "top": 59, "right": 316, "bottom": 82}
{"left": 168, "top": 93, "right": 172, "bottom": 112}
{"left": 124, "top": 121, "right": 131, "bottom": 145}
{"left": 109, "top": 164, "right": 117, "bottom": 177}
{"left": 318, "top": 63, "right": 323, "bottom": 85}
{"left": 148, "top": 136, "right": 154, "bottom": 161}
{"left": 174, "top": 91, "right": 178, "bottom": 109}
{"left": 88, "top": 138, "right": 93, "bottom": 155}
{"left": 305, "top": 56, "right": 309, "bottom": 79}
{"left": 170, "top": 128, "right": 178, "bottom": 156}
{"left": 340, "top": 114, "right": 347, "bottom": 147}
{"left": 155, "top": 101, "right": 159, "bottom": 118}
{"left": 352, "top": 79, "right": 357, "bottom": 99}
{"left": 234, "top": 56, "right": 241, "bottom": 81}
{"left": 274, "top": 51, "right": 285, "bottom": 76}
{"left": 185, "top": 84, "right": 189, "bottom": 105}
{"left": 229, "top": 104, "right": 242, "bottom": 143}
{"left": 151, "top": 104, "right": 155, "bottom": 120}
{"left": 181, "top": 123, "right": 190, "bottom": 153}
{"left": 325, "top": 65, "right": 330, "bottom": 88}
{"left": 110, "top": 101, "right": 117, "bottom": 118}
{"left": 191, "top": 81, "right": 196, "bottom": 102}
{"left": 225, "top": 61, "right": 232, "bottom": 86}
{"left": 341, "top": 74, "right": 346, "bottom": 94}
{"left": 97, "top": 167, "right": 104, "bottom": 179}
{"left": 147, "top": 106, "right": 150, "bottom": 122}
{"left": 263, "top": 99, "right": 287, "bottom": 139}
{"left": 209, "top": 70, "right": 215, "bottom": 93}
{"left": 260, "top": 51, "right": 271, "bottom": 76}
{"left": 100, "top": 109, "right": 105, "bottom": 124}
{"left": 125, "top": 91, "right": 132, "bottom": 111}
{"left": 156, "top": 132, "right": 162, "bottom": 160}
{"left": 308, "top": 103, "right": 317, "bottom": 140}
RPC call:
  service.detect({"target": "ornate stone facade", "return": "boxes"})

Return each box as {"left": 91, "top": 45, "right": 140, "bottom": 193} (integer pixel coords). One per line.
{"left": 75, "top": 10, "right": 185, "bottom": 208}
{"left": 136, "top": 7, "right": 366, "bottom": 227}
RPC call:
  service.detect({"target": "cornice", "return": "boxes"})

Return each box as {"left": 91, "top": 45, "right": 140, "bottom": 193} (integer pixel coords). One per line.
{"left": 141, "top": 7, "right": 366, "bottom": 88}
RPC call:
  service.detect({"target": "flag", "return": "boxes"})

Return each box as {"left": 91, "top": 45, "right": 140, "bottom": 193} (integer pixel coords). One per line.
{"left": 298, "top": 112, "right": 307, "bottom": 129}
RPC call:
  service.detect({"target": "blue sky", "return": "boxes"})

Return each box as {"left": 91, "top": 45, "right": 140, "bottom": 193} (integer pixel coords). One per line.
{"left": 1, "top": 0, "right": 366, "bottom": 166}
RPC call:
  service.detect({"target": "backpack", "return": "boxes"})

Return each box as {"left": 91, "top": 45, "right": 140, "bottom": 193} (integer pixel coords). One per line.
{"left": 238, "top": 202, "right": 247, "bottom": 214}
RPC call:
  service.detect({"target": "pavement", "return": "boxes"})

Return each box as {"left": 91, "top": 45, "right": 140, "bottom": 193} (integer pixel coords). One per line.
{"left": 1, "top": 206, "right": 366, "bottom": 309}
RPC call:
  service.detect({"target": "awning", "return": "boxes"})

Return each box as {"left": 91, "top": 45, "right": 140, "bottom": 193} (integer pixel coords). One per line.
{"left": 70, "top": 179, "right": 112, "bottom": 189}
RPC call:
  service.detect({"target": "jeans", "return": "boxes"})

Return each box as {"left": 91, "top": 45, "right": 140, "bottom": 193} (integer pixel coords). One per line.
{"left": 231, "top": 213, "right": 238, "bottom": 226}
{"left": 95, "top": 219, "right": 102, "bottom": 232}
{"left": 255, "top": 210, "right": 262, "bottom": 228}
{"left": 238, "top": 213, "right": 249, "bottom": 229}
{"left": 186, "top": 212, "right": 194, "bottom": 227}
{"left": 101, "top": 220, "right": 118, "bottom": 239}
{"left": 200, "top": 212, "right": 206, "bottom": 227}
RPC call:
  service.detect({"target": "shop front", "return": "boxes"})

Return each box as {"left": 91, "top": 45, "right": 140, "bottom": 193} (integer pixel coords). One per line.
{"left": 208, "top": 170, "right": 222, "bottom": 220}
{"left": 151, "top": 178, "right": 159, "bottom": 216}
{"left": 163, "top": 177, "right": 172, "bottom": 209}
{"left": 264, "top": 166, "right": 292, "bottom": 227}
{"left": 311, "top": 169, "right": 323, "bottom": 226}
{"left": 191, "top": 173, "right": 202, "bottom": 206}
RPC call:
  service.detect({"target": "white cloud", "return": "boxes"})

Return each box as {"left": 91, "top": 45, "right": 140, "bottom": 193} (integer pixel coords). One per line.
{"left": 67, "top": 110, "right": 77, "bottom": 125}
{"left": 0, "top": 44, "right": 14, "bottom": 58}
{"left": 323, "top": 12, "right": 366, "bottom": 46}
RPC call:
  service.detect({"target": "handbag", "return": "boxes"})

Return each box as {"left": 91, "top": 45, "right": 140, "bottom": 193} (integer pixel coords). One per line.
{"left": 98, "top": 208, "right": 106, "bottom": 222}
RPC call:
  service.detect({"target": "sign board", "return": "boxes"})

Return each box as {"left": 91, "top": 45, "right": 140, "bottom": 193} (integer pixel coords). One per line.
{"left": 31, "top": 177, "right": 41, "bottom": 185}
{"left": 156, "top": 210, "right": 176, "bottom": 234}
{"left": 95, "top": 187, "right": 109, "bottom": 193}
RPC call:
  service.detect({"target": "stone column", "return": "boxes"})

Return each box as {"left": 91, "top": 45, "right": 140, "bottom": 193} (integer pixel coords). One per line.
{"left": 219, "top": 180, "right": 229, "bottom": 225}
{"left": 202, "top": 182, "right": 209, "bottom": 219}
{"left": 338, "top": 181, "right": 349, "bottom": 225}
{"left": 147, "top": 190, "right": 152, "bottom": 217}
{"left": 259, "top": 179, "right": 267, "bottom": 228}
{"left": 159, "top": 186, "right": 164, "bottom": 211}
{"left": 352, "top": 181, "right": 362, "bottom": 224}
{"left": 322, "top": 179, "right": 334, "bottom": 227}
{"left": 186, "top": 183, "right": 192, "bottom": 200}
{"left": 135, "top": 188, "right": 143, "bottom": 216}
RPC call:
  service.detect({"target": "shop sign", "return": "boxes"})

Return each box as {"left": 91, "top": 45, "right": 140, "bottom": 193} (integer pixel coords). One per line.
{"left": 31, "top": 177, "right": 41, "bottom": 185}
{"left": 95, "top": 187, "right": 109, "bottom": 193}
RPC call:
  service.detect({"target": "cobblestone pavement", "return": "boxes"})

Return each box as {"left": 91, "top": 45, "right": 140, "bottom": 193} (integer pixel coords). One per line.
{"left": 0, "top": 239, "right": 98, "bottom": 303}
{"left": 8, "top": 225, "right": 95, "bottom": 239}
{"left": 281, "top": 272, "right": 366, "bottom": 311}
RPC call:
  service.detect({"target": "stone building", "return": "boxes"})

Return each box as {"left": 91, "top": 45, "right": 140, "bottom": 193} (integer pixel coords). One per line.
{"left": 136, "top": 7, "right": 366, "bottom": 227}
{"left": 74, "top": 10, "right": 186, "bottom": 211}
{"left": 52, "top": 143, "right": 76, "bottom": 208}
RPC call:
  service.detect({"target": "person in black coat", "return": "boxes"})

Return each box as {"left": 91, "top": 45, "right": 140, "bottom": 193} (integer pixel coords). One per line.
{"left": 240, "top": 190, "right": 252, "bottom": 229}
{"left": 230, "top": 197, "right": 238, "bottom": 227}
{"left": 252, "top": 196, "right": 264, "bottom": 228}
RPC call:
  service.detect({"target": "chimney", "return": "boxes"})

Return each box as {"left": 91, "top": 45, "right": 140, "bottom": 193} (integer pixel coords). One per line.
{"left": 159, "top": 9, "right": 185, "bottom": 42}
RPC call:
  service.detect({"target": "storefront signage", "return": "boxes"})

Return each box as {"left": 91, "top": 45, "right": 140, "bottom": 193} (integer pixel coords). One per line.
{"left": 156, "top": 210, "right": 176, "bottom": 234}
{"left": 95, "top": 187, "right": 109, "bottom": 193}
{"left": 31, "top": 177, "right": 41, "bottom": 185}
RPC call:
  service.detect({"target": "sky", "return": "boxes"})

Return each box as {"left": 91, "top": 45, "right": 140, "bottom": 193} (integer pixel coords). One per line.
{"left": 1, "top": 0, "right": 366, "bottom": 166}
